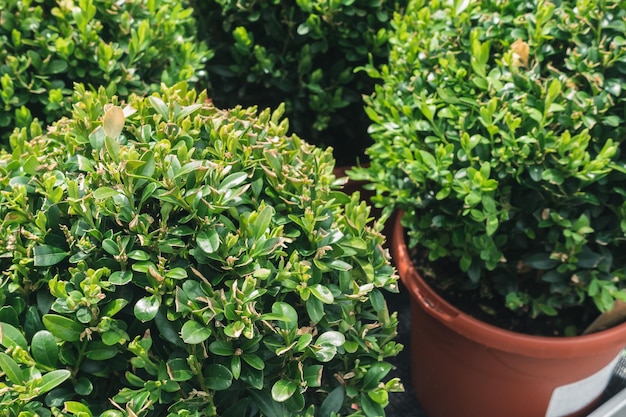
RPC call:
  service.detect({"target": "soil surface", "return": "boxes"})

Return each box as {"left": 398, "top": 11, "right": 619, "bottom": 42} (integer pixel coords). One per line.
{"left": 411, "top": 250, "right": 596, "bottom": 337}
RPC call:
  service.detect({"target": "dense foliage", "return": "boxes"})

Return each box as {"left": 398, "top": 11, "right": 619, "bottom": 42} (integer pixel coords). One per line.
{"left": 352, "top": 0, "right": 626, "bottom": 333}
{"left": 0, "top": 0, "right": 210, "bottom": 145}
{"left": 192, "top": 0, "right": 407, "bottom": 165}
{"left": 0, "top": 83, "right": 401, "bottom": 416}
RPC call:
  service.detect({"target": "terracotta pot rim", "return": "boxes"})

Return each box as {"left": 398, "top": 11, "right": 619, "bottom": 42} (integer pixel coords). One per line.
{"left": 392, "top": 211, "right": 626, "bottom": 357}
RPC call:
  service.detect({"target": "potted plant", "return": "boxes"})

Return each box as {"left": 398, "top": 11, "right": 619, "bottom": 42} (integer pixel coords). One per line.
{"left": 0, "top": 82, "right": 402, "bottom": 416}
{"left": 351, "top": 0, "right": 626, "bottom": 416}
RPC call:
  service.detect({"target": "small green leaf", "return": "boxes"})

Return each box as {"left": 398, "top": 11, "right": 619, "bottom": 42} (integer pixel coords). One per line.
{"left": 0, "top": 352, "right": 24, "bottom": 384}
{"left": 34, "top": 245, "right": 69, "bottom": 267}
{"left": 0, "top": 322, "right": 28, "bottom": 350}
{"left": 43, "top": 314, "right": 83, "bottom": 342}
{"left": 148, "top": 96, "right": 169, "bottom": 120}
{"left": 316, "top": 331, "right": 345, "bottom": 347}
{"left": 94, "top": 187, "right": 121, "bottom": 200}
{"left": 219, "top": 172, "right": 248, "bottom": 191}
{"left": 64, "top": 401, "right": 93, "bottom": 416}
{"left": 100, "top": 298, "right": 129, "bottom": 317}
{"left": 303, "top": 364, "right": 323, "bottom": 387}
{"left": 271, "top": 379, "right": 298, "bottom": 402}
{"left": 180, "top": 320, "right": 212, "bottom": 344}
{"left": 209, "top": 340, "right": 234, "bottom": 356}
{"left": 31, "top": 330, "right": 58, "bottom": 368}
{"left": 328, "top": 259, "right": 352, "bottom": 271}
{"left": 524, "top": 253, "right": 559, "bottom": 270}
{"left": 261, "top": 302, "right": 298, "bottom": 330}
{"left": 253, "top": 205, "right": 274, "bottom": 240}
{"left": 85, "top": 341, "right": 118, "bottom": 360}
{"left": 109, "top": 270, "right": 133, "bottom": 285}
{"left": 39, "top": 369, "right": 71, "bottom": 396}
{"left": 167, "top": 358, "right": 194, "bottom": 381}
{"left": 309, "top": 284, "right": 334, "bottom": 304}
{"left": 242, "top": 354, "right": 265, "bottom": 370}
{"left": 204, "top": 363, "right": 233, "bottom": 390}
{"left": 362, "top": 362, "right": 392, "bottom": 390}
{"left": 196, "top": 229, "right": 220, "bottom": 254}
{"left": 134, "top": 295, "right": 160, "bottom": 322}
{"left": 320, "top": 386, "right": 345, "bottom": 417}
{"left": 74, "top": 376, "right": 94, "bottom": 395}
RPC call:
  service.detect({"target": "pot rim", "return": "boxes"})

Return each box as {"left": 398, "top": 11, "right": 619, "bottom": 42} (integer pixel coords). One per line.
{"left": 392, "top": 211, "right": 626, "bottom": 358}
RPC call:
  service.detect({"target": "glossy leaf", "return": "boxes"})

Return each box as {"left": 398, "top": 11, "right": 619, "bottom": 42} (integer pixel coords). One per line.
{"left": 180, "top": 320, "right": 212, "bottom": 344}
{"left": 33, "top": 245, "right": 68, "bottom": 267}
{"left": 271, "top": 379, "right": 297, "bottom": 402}
{"left": 31, "top": 330, "right": 58, "bottom": 368}
{"left": 0, "top": 352, "right": 24, "bottom": 384}
{"left": 204, "top": 363, "right": 233, "bottom": 390}
{"left": 0, "top": 322, "right": 28, "bottom": 350}
{"left": 134, "top": 295, "right": 160, "bottom": 322}
{"left": 43, "top": 314, "right": 83, "bottom": 342}
{"left": 196, "top": 229, "right": 220, "bottom": 254}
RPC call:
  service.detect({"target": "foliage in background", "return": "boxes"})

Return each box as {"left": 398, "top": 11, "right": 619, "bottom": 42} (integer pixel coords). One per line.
{"left": 0, "top": 83, "right": 402, "bottom": 416}
{"left": 352, "top": 0, "right": 626, "bottom": 333}
{"left": 192, "top": 0, "right": 407, "bottom": 165}
{"left": 0, "top": 0, "right": 210, "bottom": 146}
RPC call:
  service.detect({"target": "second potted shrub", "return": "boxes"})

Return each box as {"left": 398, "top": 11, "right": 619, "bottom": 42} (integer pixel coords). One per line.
{"left": 352, "top": 0, "right": 626, "bottom": 416}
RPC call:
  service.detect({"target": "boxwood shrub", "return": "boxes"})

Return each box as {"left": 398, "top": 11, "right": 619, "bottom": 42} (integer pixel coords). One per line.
{"left": 0, "top": 83, "right": 402, "bottom": 416}
{"left": 352, "top": 0, "right": 626, "bottom": 333}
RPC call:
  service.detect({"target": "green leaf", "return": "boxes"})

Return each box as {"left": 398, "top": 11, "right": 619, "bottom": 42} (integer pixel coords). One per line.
{"left": 271, "top": 379, "right": 297, "bottom": 402}
{"left": 43, "top": 314, "right": 83, "bottom": 342}
{"left": 253, "top": 205, "right": 274, "bottom": 240}
{"left": 328, "top": 259, "right": 352, "bottom": 271}
{"left": 0, "top": 322, "right": 28, "bottom": 350}
{"left": 196, "top": 229, "right": 220, "bottom": 254}
{"left": 74, "top": 376, "right": 94, "bottom": 396}
{"left": 319, "top": 386, "right": 345, "bottom": 417}
{"left": 362, "top": 362, "right": 392, "bottom": 390}
{"left": 31, "top": 330, "right": 58, "bottom": 368}
{"left": 309, "top": 284, "right": 334, "bottom": 304}
{"left": 39, "top": 369, "right": 71, "bottom": 396}
{"left": 148, "top": 96, "right": 169, "bottom": 120}
{"left": 204, "top": 363, "right": 233, "bottom": 390}
{"left": 180, "top": 320, "right": 212, "bottom": 344}
{"left": 524, "top": 253, "right": 559, "bottom": 270}
{"left": 261, "top": 302, "right": 298, "bottom": 330}
{"left": 209, "top": 340, "right": 234, "bottom": 356}
{"left": 316, "top": 331, "right": 345, "bottom": 347}
{"left": 306, "top": 296, "right": 324, "bottom": 323}
{"left": 109, "top": 270, "right": 133, "bottom": 285}
{"left": 64, "top": 401, "right": 93, "bottom": 416}
{"left": 100, "top": 298, "right": 129, "bottom": 317}
{"left": 93, "top": 187, "right": 121, "bottom": 200}
{"left": 167, "top": 358, "right": 194, "bottom": 381}
{"left": 0, "top": 352, "right": 24, "bottom": 384}
{"left": 33, "top": 245, "right": 69, "bottom": 267}
{"left": 219, "top": 172, "right": 248, "bottom": 191}
{"left": 85, "top": 341, "right": 118, "bottom": 360}
{"left": 248, "top": 389, "right": 288, "bottom": 417}
{"left": 242, "top": 354, "right": 265, "bottom": 370}
{"left": 303, "top": 364, "right": 322, "bottom": 387}
{"left": 134, "top": 295, "right": 160, "bottom": 322}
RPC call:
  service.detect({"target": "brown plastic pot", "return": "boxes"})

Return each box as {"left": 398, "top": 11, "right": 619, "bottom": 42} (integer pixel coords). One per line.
{"left": 392, "top": 213, "right": 626, "bottom": 417}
